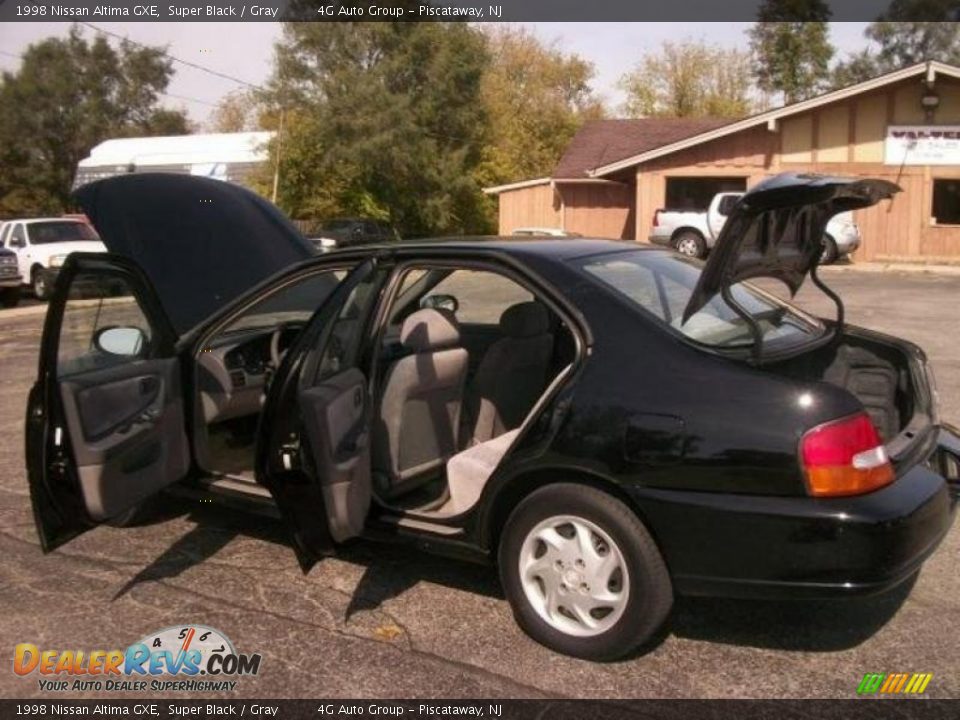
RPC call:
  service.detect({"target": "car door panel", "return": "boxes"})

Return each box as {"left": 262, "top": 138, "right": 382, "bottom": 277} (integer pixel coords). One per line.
{"left": 299, "top": 367, "right": 370, "bottom": 542}
{"left": 25, "top": 253, "right": 187, "bottom": 551}
{"left": 58, "top": 359, "right": 189, "bottom": 521}
{"left": 258, "top": 259, "right": 382, "bottom": 565}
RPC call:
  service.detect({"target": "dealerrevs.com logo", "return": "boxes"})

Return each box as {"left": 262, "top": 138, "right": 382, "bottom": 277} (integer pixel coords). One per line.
{"left": 13, "top": 625, "right": 262, "bottom": 693}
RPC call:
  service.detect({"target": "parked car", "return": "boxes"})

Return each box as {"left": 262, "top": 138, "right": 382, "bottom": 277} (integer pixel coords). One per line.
{"left": 308, "top": 218, "right": 400, "bottom": 252}
{"left": 0, "top": 246, "right": 22, "bottom": 307}
{"left": 25, "top": 173, "right": 958, "bottom": 661}
{"left": 0, "top": 217, "right": 106, "bottom": 299}
{"left": 511, "top": 227, "right": 584, "bottom": 238}
{"left": 650, "top": 191, "right": 862, "bottom": 263}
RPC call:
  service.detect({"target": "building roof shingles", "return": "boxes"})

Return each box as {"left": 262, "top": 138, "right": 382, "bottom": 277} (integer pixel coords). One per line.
{"left": 552, "top": 118, "right": 733, "bottom": 179}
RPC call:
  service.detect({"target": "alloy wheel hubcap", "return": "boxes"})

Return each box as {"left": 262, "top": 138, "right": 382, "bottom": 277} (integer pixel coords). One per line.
{"left": 677, "top": 238, "right": 698, "bottom": 256}
{"left": 518, "top": 515, "right": 629, "bottom": 637}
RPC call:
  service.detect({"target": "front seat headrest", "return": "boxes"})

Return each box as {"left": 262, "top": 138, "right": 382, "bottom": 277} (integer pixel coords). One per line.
{"left": 400, "top": 308, "right": 461, "bottom": 352}
{"left": 500, "top": 302, "right": 549, "bottom": 338}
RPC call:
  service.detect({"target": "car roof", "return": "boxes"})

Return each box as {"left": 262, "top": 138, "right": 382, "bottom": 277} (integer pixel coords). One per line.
{"left": 358, "top": 236, "right": 651, "bottom": 261}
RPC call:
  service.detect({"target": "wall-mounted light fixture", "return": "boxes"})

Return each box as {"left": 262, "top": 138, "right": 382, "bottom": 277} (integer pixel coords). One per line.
{"left": 921, "top": 84, "right": 940, "bottom": 122}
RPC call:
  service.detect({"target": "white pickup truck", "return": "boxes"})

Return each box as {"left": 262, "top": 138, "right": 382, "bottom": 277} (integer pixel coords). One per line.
{"left": 648, "top": 191, "right": 861, "bottom": 263}
{"left": 0, "top": 217, "right": 105, "bottom": 299}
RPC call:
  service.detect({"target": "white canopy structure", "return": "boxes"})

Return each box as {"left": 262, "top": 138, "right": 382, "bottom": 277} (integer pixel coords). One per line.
{"left": 74, "top": 131, "right": 274, "bottom": 189}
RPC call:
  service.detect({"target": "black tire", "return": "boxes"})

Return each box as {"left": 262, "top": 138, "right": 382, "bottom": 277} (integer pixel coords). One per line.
{"left": 820, "top": 235, "right": 839, "bottom": 265}
{"left": 0, "top": 287, "right": 19, "bottom": 308}
{"left": 498, "top": 483, "right": 673, "bottom": 660}
{"left": 31, "top": 267, "right": 49, "bottom": 301}
{"left": 673, "top": 230, "right": 706, "bottom": 259}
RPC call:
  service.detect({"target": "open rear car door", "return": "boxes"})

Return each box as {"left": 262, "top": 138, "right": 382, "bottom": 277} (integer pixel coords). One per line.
{"left": 257, "top": 259, "right": 383, "bottom": 568}
{"left": 25, "top": 254, "right": 189, "bottom": 551}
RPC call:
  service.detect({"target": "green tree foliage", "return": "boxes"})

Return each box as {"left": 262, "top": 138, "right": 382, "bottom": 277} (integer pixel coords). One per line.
{"left": 833, "top": 2, "right": 960, "bottom": 86}
{"left": 210, "top": 89, "right": 258, "bottom": 133}
{"left": 749, "top": 0, "right": 834, "bottom": 103}
{"left": 265, "top": 19, "right": 490, "bottom": 237}
{"left": 618, "top": 40, "right": 754, "bottom": 118}
{"left": 475, "top": 26, "right": 603, "bottom": 190}
{"left": 0, "top": 27, "right": 188, "bottom": 214}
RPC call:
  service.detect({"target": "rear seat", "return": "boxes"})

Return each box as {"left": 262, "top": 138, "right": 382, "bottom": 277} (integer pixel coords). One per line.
{"left": 441, "top": 429, "right": 521, "bottom": 515}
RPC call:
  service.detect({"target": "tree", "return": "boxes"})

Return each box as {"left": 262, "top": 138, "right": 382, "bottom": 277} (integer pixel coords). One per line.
{"left": 618, "top": 41, "right": 754, "bottom": 118}
{"left": 209, "top": 89, "right": 258, "bottom": 133}
{"left": 0, "top": 27, "right": 187, "bottom": 214}
{"left": 749, "top": 0, "right": 834, "bottom": 103}
{"left": 265, "top": 18, "right": 491, "bottom": 236}
{"left": 832, "top": 3, "right": 960, "bottom": 89}
{"left": 475, "top": 27, "right": 603, "bottom": 196}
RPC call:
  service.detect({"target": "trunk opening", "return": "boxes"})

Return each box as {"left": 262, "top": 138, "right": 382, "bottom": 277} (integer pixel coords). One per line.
{"left": 766, "top": 330, "right": 930, "bottom": 447}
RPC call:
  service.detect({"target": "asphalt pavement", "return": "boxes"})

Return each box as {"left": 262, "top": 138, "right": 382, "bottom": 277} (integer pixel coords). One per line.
{"left": 0, "top": 268, "right": 957, "bottom": 699}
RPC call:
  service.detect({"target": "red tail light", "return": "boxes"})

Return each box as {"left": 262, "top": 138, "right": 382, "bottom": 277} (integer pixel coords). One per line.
{"left": 652, "top": 210, "right": 660, "bottom": 227}
{"left": 800, "top": 413, "right": 894, "bottom": 497}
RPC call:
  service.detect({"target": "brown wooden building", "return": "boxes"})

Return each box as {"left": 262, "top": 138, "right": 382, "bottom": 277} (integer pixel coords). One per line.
{"left": 485, "top": 61, "right": 960, "bottom": 262}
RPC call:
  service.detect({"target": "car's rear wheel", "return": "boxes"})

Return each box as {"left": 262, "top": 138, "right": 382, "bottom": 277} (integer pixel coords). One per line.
{"left": 820, "top": 234, "right": 839, "bottom": 265}
{"left": 0, "top": 287, "right": 19, "bottom": 308}
{"left": 673, "top": 231, "right": 706, "bottom": 259}
{"left": 31, "top": 267, "right": 49, "bottom": 300}
{"left": 499, "top": 483, "right": 673, "bottom": 660}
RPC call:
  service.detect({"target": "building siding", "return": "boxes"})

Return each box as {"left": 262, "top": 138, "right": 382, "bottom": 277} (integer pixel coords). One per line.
{"left": 494, "top": 71, "right": 960, "bottom": 261}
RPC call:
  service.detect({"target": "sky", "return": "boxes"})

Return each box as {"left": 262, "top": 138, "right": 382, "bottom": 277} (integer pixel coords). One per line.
{"left": 0, "top": 22, "right": 874, "bottom": 127}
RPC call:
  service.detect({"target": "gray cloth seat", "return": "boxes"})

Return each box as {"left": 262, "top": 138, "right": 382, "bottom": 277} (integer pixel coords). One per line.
{"left": 373, "top": 308, "right": 469, "bottom": 497}
{"left": 468, "top": 301, "right": 554, "bottom": 444}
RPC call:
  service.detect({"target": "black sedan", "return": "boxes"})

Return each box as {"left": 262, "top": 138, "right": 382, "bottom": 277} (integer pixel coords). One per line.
{"left": 25, "top": 173, "right": 959, "bottom": 660}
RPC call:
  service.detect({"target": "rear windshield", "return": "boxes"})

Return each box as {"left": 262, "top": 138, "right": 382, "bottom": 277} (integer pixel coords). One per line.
{"left": 576, "top": 249, "right": 824, "bottom": 351}
{"left": 29, "top": 221, "right": 99, "bottom": 244}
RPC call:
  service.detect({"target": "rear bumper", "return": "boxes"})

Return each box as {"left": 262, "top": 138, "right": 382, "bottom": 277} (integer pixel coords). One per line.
{"left": 631, "top": 426, "right": 959, "bottom": 599}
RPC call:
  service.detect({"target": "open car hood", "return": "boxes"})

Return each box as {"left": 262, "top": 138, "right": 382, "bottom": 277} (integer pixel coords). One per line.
{"left": 74, "top": 174, "right": 313, "bottom": 335}
{"left": 682, "top": 173, "right": 900, "bottom": 323}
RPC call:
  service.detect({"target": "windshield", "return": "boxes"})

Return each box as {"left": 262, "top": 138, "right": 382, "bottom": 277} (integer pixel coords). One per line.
{"left": 576, "top": 250, "right": 824, "bottom": 351}
{"left": 29, "top": 221, "right": 99, "bottom": 244}
{"left": 221, "top": 269, "right": 348, "bottom": 333}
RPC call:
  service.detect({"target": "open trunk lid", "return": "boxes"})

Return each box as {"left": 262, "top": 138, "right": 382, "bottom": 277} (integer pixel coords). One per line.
{"left": 683, "top": 173, "right": 900, "bottom": 323}
{"left": 74, "top": 173, "right": 314, "bottom": 336}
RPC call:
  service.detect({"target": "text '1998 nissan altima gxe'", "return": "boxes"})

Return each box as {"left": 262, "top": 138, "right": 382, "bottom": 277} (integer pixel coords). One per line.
{"left": 24, "top": 172, "right": 960, "bottom": 660}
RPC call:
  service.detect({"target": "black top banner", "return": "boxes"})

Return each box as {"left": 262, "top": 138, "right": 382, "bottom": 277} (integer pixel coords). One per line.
{"left": 0, "top": 0, "right": 958, "bottom": 22}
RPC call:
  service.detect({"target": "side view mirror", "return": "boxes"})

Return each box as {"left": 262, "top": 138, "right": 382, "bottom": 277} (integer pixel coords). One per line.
{"left": 9, "top": 237, "right": 25, "bottom": 249}
{"left": 93, "top": 326, "right": 146, "bottom": 357}
{"left": 420, "top": 294, "right": 459, "bottom": 314}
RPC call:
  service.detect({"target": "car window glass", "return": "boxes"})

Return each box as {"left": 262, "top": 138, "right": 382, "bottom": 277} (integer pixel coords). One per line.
{"left": 578, "top": 250, "right": 822, "bottom": 350}
{"left": 29, "top": 221, "right": 99, "bottom": 244}
{"left": 427, "top": 269, "right": 533, "bottom": 325}
{"left": 0, "top": 224, "right": 9, "bottom": 246}
{"left": 57, "top": 273, "right": 153, "bottom": 378}
{"left": 316, "top": 271, "right": 383, "bottom": 381}
{"left": 221, "top": 269, "right": 350, "bottom": 334}
{"left": 10, "top": 224, "right": 26, "bottom": 247}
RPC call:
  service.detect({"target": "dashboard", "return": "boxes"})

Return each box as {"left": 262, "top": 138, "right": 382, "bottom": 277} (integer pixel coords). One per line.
{"left": 197, "top": 324, "right": 304, "bottom": 424}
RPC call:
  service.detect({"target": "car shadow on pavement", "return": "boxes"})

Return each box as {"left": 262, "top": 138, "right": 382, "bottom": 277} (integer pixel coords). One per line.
{"left": 338, "top": 540, "right": 503, "bottom": 620}
{"left": 664, "top": 574, "right": 917, "bottom": 652}
{"left": 110, "top": 499, "right": 293, "bottom": 601}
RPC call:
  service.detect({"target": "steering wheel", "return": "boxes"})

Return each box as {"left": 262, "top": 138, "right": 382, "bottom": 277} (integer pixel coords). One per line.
{"left": 269, "top": 321, "right": 306, "bottom": 369}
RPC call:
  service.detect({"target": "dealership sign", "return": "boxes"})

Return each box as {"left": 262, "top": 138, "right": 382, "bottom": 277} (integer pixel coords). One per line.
{"left": 885, "top": 126, "right": 960, "bottom": 165}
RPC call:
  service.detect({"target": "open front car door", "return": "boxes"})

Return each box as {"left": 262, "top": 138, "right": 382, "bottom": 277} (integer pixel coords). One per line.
{"left": 257, "top": 259, "right": 383, "bottom": 568}
{"left": 25, "top": 254, "right": 189, "bottom": 551}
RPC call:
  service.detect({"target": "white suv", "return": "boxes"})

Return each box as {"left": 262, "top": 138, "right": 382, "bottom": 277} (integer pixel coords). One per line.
{"left": 0, "top": 218, "right": 106, "bottom": 299}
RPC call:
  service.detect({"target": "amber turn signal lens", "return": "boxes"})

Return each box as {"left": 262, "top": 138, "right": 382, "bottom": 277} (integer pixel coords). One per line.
{"left": 801, "top": 413, "right": 895, "bottom": 497}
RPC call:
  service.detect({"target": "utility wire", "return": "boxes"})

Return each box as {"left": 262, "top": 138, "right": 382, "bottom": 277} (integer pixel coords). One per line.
{"left": 80, "top": 22, "right": 266, "bottom": 91}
